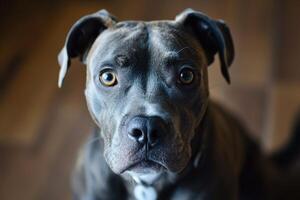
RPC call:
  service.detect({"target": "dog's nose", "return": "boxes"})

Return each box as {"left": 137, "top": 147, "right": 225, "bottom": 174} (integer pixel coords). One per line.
{"left": 127, "top": 116, "right": 166, "bottom": 147}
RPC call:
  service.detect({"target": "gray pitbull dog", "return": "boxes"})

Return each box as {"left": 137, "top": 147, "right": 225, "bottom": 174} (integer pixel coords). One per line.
{"left": 58, "top": 9, "right": 300, "bottom": 200}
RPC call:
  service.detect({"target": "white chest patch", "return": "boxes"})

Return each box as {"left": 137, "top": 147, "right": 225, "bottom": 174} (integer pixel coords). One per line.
{"left": 134, "top": 185, "right": 157, "bottom": 200}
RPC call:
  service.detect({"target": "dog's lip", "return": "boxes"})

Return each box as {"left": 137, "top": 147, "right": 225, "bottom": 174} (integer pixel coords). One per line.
{"left": 120, "top": 159, "right": 167, "bottom": 174}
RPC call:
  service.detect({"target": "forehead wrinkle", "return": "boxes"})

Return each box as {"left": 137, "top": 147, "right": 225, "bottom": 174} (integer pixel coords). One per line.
{"left": 149, "top": 35, "right": 201, "bottom": 68}
{"left": 148, "top": 26, "right": 199, "bottom": 59}
{"left": 162, "top": 47, "right": 198, "bottom": 61}
{"left": 111, "top": 29, "right": 146, "bottom": 50}
{"left": 90, "top": 24, "right": 149, "bottom": 68}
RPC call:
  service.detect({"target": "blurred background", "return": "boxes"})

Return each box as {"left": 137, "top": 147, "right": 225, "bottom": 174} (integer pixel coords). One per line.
{"left": 0, "top": 0, "right": 299, "bottom": 199}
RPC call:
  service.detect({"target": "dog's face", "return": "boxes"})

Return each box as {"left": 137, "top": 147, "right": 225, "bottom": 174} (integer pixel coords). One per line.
{"left": 58, "top": 9, "right": 234, "bottom": 176}
{"left": 85, "top": 21, "right": 209, "bottom": 175}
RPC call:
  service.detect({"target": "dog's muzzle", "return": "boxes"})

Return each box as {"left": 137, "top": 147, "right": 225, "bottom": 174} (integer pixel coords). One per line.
{"left": 117, "top": 115, "right": 171, "bottom": 174}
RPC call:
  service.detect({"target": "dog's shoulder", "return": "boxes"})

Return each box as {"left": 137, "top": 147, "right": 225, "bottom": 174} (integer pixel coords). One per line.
{"left": 72, "top": 128, "right": 128, "bottom": 200}
{"left": 207, "top": 100, "right": 259, "bottom": 174}
{"left": 208, "top": 100, "right": 257, "bottom": 149}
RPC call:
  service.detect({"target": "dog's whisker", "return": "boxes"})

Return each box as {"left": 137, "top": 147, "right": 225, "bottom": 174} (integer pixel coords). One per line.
{"left": 176, "top": 46, "right": 190, "bottom": 54}
{"left": 85, "top": 136, "right": 102, "bottom": 147}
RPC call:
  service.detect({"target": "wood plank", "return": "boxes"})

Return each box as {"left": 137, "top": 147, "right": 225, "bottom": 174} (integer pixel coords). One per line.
{"left": 275, "top": 0, "right": 300, "bottom": 83}
{"left": 0, "top": 2, "right": 101, "bottom": 146}
{"left": 263, "top": 83, "right": 300, "bottom": 152}
{"left": 0, "top": 68, "right": 92, "bottom": 199}
{"left": 0, "top": 1, "right": 57, "bottom": 75}
{"left": 230, "top": 0, "right": 275, "bottom": 88}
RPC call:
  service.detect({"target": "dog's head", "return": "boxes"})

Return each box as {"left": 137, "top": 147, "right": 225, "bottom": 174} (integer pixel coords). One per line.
{"left": 58, "top": 9, "right": 234, "bottom": 177}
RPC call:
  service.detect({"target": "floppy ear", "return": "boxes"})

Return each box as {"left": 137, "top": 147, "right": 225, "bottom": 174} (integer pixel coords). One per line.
{"left": 175, "top": 9, "right": 234, "bottom": 84}
{"left": 58, "top": 9, "right": 117, "bottom": 87}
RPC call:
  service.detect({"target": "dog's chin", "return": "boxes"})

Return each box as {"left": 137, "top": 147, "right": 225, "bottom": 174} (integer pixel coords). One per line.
{"left": 121, "top": 160, "right": 165, "bottom": 184}
{"left": 106, "top": 142, "right": 192, "bottom": 175}
{"left": 121, "top": 160, "right": 166, "bottom": 174}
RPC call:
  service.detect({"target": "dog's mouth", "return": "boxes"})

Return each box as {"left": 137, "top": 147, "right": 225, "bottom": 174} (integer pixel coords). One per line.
{"left": 121, "top": 159, "right": 167, "bottom": 174}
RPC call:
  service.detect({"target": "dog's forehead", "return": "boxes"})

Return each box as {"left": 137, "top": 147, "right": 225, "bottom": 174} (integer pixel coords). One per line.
{"left": 87, "top": 20, "right": 202, "bottom": 66}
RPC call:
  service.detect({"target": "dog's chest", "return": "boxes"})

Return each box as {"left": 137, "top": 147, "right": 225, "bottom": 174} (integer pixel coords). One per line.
{"left": 133, "top": 185, "right": 157, "bottom": 200}
{"left": 129, "top": 184, "right": 203, "bottom": 200}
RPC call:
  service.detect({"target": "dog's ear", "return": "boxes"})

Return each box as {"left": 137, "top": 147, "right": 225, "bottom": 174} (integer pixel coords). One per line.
{"left": 175, "top": 9, "right": 234, "bottom": 84}
{"left": 58, "top": 9, "right": 117, "bottom": 87}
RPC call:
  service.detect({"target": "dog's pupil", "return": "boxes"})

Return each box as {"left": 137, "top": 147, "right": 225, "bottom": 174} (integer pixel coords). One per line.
{"left": 180, "top": 69, "right": 194, "bottom": 84}
{"left": 104, "top": 73, "right": 113, "bottom": 82}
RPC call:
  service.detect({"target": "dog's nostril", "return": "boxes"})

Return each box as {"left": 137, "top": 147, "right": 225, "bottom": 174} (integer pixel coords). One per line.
{"left": 129, "top": 128, "right": 144, "bottom": 142}
{"left": 149, "top": 130, "right": 159, "bottom": 146}
{"left": 132, "top": 128, "right": 143, "bottom": 138}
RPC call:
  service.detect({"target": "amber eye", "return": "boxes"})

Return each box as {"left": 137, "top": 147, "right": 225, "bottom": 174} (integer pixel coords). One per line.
{"left": 178, "top": 68, "right": 195, "bottom": 85}
{"left": 99, "top": 70, "right": 117, "bottom": 86}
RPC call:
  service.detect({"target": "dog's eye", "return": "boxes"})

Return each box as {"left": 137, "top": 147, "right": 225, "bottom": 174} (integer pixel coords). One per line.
{"left": 178, "top": 68, "right": 194, "bottom": 85}
{"left": 99, "top": 70, "right": 118, "bottom": 87}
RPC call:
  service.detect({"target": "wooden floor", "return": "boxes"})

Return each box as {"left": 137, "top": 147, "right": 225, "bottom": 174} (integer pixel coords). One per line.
{"left": 0, "top": 0, "right": 299, "bottom": 199}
